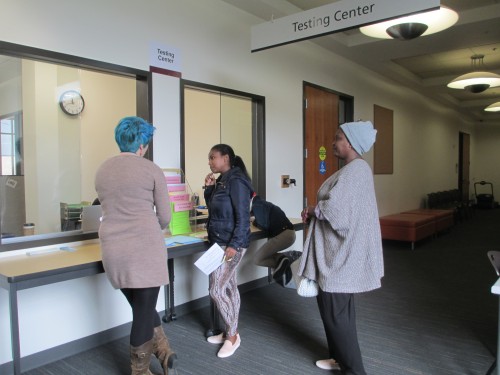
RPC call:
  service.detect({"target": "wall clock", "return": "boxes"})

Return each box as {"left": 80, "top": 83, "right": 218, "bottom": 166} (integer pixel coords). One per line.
{"left": 59, "top": 90, "right": 85, "bottom": 116}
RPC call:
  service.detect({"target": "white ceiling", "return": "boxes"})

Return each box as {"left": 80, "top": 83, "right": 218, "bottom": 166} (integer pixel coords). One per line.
{"left": 222, "top": 0, "right": 500, "bottom": 126}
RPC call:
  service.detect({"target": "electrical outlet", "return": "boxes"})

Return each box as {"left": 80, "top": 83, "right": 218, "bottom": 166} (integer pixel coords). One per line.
{"left": 281, "top": 175, "right": 290, "bottom": 188}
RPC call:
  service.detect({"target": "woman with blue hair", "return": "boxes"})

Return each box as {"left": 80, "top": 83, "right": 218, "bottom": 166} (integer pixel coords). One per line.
{"left": 95, "top": 116, "right": 177, "bottom": 375}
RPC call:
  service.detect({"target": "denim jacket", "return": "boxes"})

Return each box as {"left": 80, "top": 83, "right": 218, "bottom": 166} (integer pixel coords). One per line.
{"left": 204, "top": 167, "right": 253, "bottom": 251}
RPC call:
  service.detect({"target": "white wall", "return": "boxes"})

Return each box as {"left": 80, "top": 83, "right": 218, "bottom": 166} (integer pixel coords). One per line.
{"left": 0, "top": 0, "right": 498, "bottom": 366}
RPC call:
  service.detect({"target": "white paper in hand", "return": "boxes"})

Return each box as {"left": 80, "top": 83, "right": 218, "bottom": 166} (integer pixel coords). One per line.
{"left": 194, "top": 243, "right": 225, "bottom": 275}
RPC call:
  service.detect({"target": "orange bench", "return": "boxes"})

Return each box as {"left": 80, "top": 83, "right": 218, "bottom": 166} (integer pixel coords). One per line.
{"left": 379, "top": 213, "right": 436, "bottom": 250}
{"left": 402, "top": 209, "right": 454, "bottom": 233}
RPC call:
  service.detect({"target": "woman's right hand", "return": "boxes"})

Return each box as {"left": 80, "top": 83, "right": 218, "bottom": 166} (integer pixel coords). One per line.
{"left": 301, "top": 206, "right": 314, "bottom": 223}
{"left": 205, "top": 173, "right": 216, "bottom": 186}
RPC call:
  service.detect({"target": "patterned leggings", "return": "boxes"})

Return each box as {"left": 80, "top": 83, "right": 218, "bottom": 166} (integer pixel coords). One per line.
{"left": 209, "top": 247, "right": 246, "bottom": 337}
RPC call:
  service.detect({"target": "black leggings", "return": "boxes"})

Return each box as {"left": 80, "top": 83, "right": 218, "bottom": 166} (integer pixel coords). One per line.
{"left": 121, "top": 287, "right": 161, "bottom": 347}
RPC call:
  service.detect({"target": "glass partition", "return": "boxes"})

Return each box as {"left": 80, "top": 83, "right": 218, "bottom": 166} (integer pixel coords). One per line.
{"left": 182, "top": 81, "right": 265, "bottom": 202}
{"left": 0, "top": 42, "right": 150, "bottom": 251}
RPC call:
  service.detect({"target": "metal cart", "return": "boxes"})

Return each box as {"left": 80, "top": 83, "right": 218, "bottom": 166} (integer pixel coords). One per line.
{"left": 474, "top": 181, "right": 495, "bottom": 209}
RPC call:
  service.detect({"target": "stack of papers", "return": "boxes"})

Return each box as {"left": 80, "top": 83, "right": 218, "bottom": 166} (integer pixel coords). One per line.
{"left": 165, "top": 180, "right": 193, "bottom": 235}
{"left": 168, "top": 205, "right": 192, "bottom": 235}
{"left": 165, "top": 235, "right": 204, "bottom": 246}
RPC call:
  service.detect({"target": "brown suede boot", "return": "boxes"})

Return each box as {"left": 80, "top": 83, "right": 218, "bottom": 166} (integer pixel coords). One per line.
{"left": 130, "top": 339, "right": 154, "bottom": 375}
{"left": 153, "top": 325, "right": 178, "bottom": 375}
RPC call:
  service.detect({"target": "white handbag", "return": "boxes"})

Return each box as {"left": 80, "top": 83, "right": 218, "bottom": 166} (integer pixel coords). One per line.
{"left": 290, "top": 258, "right": 319, "bottom": 297}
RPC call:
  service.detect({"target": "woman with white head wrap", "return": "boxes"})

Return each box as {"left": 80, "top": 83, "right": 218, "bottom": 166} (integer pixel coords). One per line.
{"left": 340, "top": 121, "right": 377, "bottom": 156}
{"left": 300, "top": 121, "right": 384, "bottom": 375}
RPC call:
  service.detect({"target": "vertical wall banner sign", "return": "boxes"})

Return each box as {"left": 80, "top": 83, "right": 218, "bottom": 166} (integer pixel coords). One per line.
{"left": 251, "top": 0, "right": 439, "bottom": 52}
{"left": 150, "top": 42, "right": 182, "bottom": 77}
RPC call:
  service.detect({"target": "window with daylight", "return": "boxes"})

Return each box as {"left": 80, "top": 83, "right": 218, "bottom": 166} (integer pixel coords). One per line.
{"left": 0, "top": 112, "right": 23, "bottom": 176}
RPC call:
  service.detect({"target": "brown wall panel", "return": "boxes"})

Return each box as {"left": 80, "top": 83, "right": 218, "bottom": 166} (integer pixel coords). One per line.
{"left": 373, "top": 105, "right": 393, "bottom": 174}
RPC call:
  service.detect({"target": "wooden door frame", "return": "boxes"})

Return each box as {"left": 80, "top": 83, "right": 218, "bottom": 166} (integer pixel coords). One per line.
{"left": 302, "top": 81, "right": 353, "bottom": 207}
{"left": 458, "top": 132, "right": 470, "bottom": 202}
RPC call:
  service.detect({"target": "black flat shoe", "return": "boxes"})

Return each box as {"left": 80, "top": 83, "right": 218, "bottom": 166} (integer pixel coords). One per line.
{"left": 272, "top": 256, "right": 290, "bottom": 283}
{"left": 284, "top": 266, "right": 292, "bottom": 285}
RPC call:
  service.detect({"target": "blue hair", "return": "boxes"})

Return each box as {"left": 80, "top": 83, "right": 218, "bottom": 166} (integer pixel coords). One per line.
{"left": 114, "top": 116, "right": 156, "bottom": 153}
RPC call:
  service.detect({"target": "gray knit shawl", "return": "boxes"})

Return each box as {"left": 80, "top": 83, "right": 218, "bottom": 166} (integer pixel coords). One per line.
{"left": 299, "top": 159, "right": 384, "bottom": 293}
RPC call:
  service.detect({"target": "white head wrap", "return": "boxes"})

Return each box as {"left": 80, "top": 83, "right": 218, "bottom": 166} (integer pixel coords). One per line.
{"left": 340, "top": 121, "right": 377, "bottom": 155}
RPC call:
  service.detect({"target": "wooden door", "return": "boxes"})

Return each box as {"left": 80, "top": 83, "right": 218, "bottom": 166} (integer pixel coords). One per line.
{"left": 458, "top": 132, "right": 470, "bottom": 202}
{"left": 304, "top": 85, "right": 339, "bottom": 207}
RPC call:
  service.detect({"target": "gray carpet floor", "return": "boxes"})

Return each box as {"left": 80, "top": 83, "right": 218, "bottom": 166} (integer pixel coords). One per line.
{"left": 24, "top": 208, "right": 500, "bottom": 374}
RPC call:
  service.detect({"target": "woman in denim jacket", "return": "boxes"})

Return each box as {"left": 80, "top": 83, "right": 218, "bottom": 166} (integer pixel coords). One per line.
{"left": 203, "top": 144, "right": 253, "bottom": 358}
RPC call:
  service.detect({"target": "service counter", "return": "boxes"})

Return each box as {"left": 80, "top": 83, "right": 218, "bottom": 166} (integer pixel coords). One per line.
{"left": 0, "top": 219, "right": 303, "bottom": 375}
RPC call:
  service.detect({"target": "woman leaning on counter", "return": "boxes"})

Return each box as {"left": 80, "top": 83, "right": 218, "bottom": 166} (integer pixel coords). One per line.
{"left": 95, "top": 116, "right": 177, "bottom": 375}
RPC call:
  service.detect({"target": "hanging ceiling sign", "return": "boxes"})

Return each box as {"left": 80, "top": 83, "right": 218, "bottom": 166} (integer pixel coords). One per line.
{"left": 251, "top": 0, "right": 439, "bottom": 52}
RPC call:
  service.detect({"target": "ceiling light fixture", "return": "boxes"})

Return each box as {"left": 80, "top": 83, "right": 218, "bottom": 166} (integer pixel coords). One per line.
{"left": 447, "top": 55, "right": 500, "bottom": 93}
{"left": 359, "top": 6, "right": 458, "bottom": 40}
{"left": 485, "top": 102, "right": 500, "bottom": 112}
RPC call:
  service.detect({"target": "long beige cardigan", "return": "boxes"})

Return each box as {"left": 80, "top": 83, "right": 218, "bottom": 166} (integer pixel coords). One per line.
{"left": 299, "top": 159, "right": 384, "bottom": 293}
{"left": 95, "top": 154, "right": 171, "bottom": 289}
